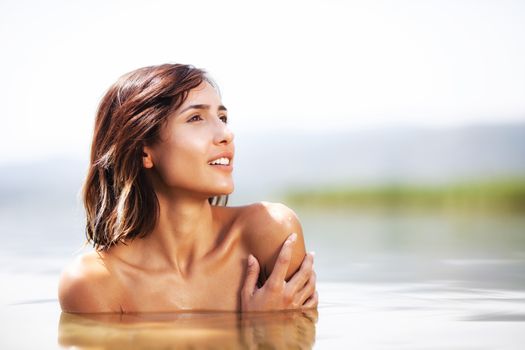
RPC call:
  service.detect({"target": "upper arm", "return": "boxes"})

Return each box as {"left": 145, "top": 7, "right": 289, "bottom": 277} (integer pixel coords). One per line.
{"left": 242, "top": 201, "right": 307, "bottom": 283}
{"left": 58, "top": 255, "right": 119, "bottom": 313}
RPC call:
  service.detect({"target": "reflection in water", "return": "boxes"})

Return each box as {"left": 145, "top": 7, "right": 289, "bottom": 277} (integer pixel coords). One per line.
{"left": 2, "top": 208, "right": 524, "bottom": 349}
{"left": 58, "top": 309, "right": 317, "bottom": 349}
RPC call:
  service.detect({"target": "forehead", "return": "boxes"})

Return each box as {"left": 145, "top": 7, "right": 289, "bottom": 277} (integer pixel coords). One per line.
{"left": 178, "top": 82, "right": 222, "bottom": 110}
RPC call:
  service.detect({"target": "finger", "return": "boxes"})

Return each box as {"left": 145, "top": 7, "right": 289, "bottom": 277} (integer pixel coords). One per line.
{"left": 266, "top": 233, "right": 297, "bottom": 290}
{"left": 302, "top": 291, "right": 318, "bottom": 309}
{"left": 242, "top": 254, "right": 260, "bottom": 300}
{"left": 295, "top": 269, "right": 316, "bottom": 305}
{"left": 286, "top": 252, "right": 314, "bottom": 293}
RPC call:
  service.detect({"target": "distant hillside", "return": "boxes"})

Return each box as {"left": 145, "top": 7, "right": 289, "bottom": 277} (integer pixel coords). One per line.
{"left": 232, "top": 123, "right": 525, "bottom": 203}
{"left": 0, "top": 157, "right": 87, "bottom": 206}
{"left": 284, "top": 178, "right": 525, "bottom": 210}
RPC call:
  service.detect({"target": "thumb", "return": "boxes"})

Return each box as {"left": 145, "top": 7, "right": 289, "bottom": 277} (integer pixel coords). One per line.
{"left": 242, "top": 254, "right": 260, "bottom": 299}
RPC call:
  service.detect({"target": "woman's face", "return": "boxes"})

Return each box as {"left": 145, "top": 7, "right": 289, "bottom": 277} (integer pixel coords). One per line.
{"left": 145, "top": 82, "right": 235, "bottom": 198}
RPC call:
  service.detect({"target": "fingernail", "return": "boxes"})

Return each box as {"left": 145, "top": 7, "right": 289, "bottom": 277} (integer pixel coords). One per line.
{"left": 288, "top": 232, "right": 297, "bottom": 243}
{"left": 247, "top": 254, "right": 255, "bottom": 266}
{"left": 310, "top": 251, "right": 316, "bottom": 257}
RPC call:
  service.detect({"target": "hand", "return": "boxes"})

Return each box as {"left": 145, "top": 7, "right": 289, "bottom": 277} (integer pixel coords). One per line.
{"left": 241, "top": 233, "right": 318, "bottom": 311}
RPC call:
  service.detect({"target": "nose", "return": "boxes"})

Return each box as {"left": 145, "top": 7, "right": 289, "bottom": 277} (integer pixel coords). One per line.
{"left": 213, "top": 120, "right": 234, "bottom": 145}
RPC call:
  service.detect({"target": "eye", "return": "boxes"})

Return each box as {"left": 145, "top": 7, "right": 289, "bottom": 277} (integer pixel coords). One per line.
{"left": 187, "top": 114, "right": 203, "bottom": 123}
{"left": 219, "top": 115, "right": 228, "bottom": 124}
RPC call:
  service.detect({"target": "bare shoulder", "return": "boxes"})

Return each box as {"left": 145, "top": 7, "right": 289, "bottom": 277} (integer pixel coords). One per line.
{"left": 239, "top": 201, "right": 302, "bottom": 241}
{"left": 239, "top": 201, "right": 306, "bottom": 280}
{"left": 58, "top": 251, "right": 121, "bottom": 313}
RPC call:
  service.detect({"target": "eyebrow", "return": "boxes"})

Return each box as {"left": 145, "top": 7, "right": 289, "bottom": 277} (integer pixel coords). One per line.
{"left": 179, "top": 104, "right": 228, "bottom": 114}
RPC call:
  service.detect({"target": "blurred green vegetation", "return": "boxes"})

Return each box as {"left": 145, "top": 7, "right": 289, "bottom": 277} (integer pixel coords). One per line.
{"left": 284, "top": 178, "right": 525, "bottom": 211}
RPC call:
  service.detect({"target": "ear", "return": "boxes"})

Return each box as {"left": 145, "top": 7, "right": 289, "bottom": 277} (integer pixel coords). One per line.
{"left": 142, "top": 146, "right": 154, "bottom": 169}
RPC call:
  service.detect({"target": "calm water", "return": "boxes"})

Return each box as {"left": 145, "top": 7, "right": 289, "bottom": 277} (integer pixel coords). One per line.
{"left": 1, "top": 205, "right": 525, "bottom": 349}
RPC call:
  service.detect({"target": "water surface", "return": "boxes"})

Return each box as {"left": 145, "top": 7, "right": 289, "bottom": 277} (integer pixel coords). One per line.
{"left": 1, "top": 207, "right": 525, "bottom": 349}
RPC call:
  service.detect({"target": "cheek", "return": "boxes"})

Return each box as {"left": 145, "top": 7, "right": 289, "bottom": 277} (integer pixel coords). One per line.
{"left": 154, "top": 133, "right": 208, "bottom": 186}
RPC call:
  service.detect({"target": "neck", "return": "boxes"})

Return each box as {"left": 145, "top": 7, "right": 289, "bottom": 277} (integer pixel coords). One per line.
{"left": 123, "top": 189, "right": 217, "bottom": 275}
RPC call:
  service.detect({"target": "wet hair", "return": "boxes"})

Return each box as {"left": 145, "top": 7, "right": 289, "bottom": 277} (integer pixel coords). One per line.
{"left": 83, "top": 64, "right": 228, "bottom": 251}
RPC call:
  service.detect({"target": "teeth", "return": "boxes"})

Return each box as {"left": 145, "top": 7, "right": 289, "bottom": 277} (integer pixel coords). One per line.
{"left": 208, "top": 157, "right": 230, "bottom": 165}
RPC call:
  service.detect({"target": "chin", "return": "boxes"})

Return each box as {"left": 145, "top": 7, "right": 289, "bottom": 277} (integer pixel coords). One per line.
{"left": 219, "top": 185, "right": 234, "bottom": 196}
{"left": 208, "top": 183, "right": 234, "bottom": 197}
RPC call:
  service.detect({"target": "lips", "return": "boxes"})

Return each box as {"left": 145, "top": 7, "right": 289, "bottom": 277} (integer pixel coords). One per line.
{"left": 208, "top": 152, "right": 233, "bottom": 166}
{"left": 207, "top": 151, "right": 233, "bottom": 173}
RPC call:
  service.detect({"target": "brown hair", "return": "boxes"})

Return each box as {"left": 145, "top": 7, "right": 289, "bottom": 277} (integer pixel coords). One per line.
{"left": 83, "top": 64, "right": 228, "bottom": 250}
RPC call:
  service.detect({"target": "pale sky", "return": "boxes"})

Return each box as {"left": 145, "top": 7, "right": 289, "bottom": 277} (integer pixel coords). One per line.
{"left": 1, "top": 0, "right": 524, "bottom": 163}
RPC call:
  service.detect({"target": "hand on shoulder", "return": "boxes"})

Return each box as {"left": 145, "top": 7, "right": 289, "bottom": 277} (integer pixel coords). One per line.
{"left": 239, "top": 202, "right": 318, "bottom": 311}
{"left": 58, "top": 252, "right": 120, "bottom": 313}
{"left": 241, "top": 201, "right": 306, "bottom": 282}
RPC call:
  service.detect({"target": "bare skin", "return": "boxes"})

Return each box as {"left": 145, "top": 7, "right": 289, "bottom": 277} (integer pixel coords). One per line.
{"left": 58, "top": 82, "right": 317, "bottom": 313}
{"left": 59, "top": 202, "right": 316, "bottom": 313}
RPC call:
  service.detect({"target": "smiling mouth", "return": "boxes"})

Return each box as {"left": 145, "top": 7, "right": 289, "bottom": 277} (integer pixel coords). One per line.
{"left": 208, "top": 160, "right": 233, "bottom": 172}
{"left": 207, "top": 157, "right": 231, "bottom": 166}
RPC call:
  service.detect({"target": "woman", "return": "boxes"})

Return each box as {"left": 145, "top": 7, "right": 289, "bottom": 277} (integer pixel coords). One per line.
{"left": 58, "top": 64, "right": 317, "bottom": 313}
